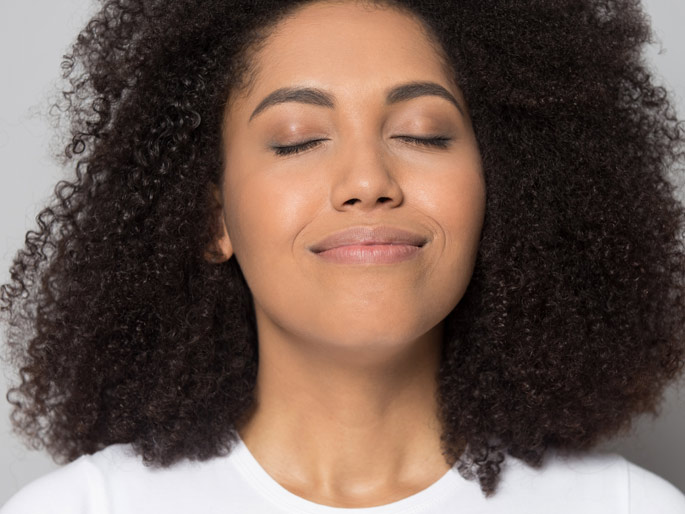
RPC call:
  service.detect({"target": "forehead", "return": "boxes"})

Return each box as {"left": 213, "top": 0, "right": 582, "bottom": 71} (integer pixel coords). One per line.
{"left": 235, "top": 1, "right": 453, "bottom": 105}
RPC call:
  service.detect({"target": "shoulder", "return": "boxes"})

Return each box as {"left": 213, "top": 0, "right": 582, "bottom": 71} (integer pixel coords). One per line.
{"left": 2, "top": 442, "right": 250, "bottom": 514}
{"left": 626, "top": 458, "right": 685, "bottom": 513}
{"left": 1, "top": 444, "right": 136, "bottom": 514}
{"left": 494, "top": 449, "right": 685, "bottom": 513}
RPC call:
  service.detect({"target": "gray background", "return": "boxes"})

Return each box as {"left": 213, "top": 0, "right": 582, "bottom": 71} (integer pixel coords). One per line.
{"left": 1, "top": 0, "right": 684, "bottom": 506}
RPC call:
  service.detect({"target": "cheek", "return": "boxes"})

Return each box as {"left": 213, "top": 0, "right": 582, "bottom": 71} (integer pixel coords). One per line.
{"left": 447, "top": 170, "right": 486, "bottom": 247}
{"left": 224, "top": 163, "right": 320, "bottom": 280}
{"left": 414, "top": 158, "right": 486, "bottom": 301}
{"left": 416, "top": 157, "right": 486, "bottom": 242}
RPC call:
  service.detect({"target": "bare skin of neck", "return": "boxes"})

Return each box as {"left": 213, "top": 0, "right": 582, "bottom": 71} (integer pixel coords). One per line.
{"left": 236, "top": 316, "right": 459, "bottom": 508}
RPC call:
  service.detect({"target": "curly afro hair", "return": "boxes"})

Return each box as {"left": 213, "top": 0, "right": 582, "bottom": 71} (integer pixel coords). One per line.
{"left": 2, "top": 0, "right": 685, "bottom": 498}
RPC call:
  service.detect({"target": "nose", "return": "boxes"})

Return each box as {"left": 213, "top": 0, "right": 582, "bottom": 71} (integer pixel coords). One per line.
{"left": 330, "top": 137, "right": 404, "bottom": 212}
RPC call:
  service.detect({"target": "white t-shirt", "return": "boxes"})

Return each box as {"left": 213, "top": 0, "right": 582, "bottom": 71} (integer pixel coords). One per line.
{"left": 2, "top": 433, "right": 685, "bottom": 514}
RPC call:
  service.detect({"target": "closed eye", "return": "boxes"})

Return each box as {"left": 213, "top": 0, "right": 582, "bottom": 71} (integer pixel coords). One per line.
{"left": 271, "top": 135, "right": 452, "bottom": 157}
{"left": 393, "top": 136, "right": 452, "bottom": 149}
{"left": 272, "top": 138, "right": 329, "bottom": 156}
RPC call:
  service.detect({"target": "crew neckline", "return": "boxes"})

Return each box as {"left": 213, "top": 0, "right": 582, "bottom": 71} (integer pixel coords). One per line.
{"left": 229, "top": 432, "right": 467, "bottom": 514}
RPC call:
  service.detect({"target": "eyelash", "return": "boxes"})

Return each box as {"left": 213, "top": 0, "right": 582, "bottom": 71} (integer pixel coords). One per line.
{"left": 272, "top": 136, "right": 452, "bottom": 156}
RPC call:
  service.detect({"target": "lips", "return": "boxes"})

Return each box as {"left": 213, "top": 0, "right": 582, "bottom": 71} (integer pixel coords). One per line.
{"left": 309, "top": 226, "right": 429, "bottom": 253}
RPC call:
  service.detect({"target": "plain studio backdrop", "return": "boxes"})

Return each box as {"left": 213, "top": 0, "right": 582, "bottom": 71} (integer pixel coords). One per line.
{"left": 1, "top": 0, "right": 684, "bottom": 506}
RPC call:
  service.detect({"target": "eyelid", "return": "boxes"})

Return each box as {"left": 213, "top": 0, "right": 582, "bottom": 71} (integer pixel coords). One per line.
{"left": 393, "top": 135, "right": 451, "bottom": 141}
{"left": 271, "top": 138, "right": 329, "bottom": 156}
{"left": 392, "top": 135, "right": 453, "bottom": 149}
{"left": 270, "top": 135, "right": 453, "bottom": 157}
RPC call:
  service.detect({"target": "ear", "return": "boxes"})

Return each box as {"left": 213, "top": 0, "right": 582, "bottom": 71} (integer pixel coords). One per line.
{"left": 204, "top": 183, "right": 234, "bottom": 263}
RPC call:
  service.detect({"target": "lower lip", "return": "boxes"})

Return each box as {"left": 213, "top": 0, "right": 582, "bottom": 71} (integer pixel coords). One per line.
{"left": 313, "top": 244, "right": 423, "bottom": 264}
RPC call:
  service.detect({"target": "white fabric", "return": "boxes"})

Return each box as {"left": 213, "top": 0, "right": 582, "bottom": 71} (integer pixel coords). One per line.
{"left": 3, "top": 433, "right": 685, "bottom": 513}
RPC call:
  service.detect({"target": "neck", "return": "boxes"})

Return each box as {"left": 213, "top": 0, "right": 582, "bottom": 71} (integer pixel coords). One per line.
{"left": 237, "top": 314, "right": 454, "bottom": 508}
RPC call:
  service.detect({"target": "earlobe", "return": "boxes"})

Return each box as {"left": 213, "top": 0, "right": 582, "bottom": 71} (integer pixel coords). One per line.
{"left": 217, "top": 216, "right": 233, "bottom": 262}
{"left": 204, "top": 184, "right": 234, "bottom": 263}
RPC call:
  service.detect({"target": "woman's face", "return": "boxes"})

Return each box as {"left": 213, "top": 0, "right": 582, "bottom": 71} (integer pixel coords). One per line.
{"left": 216, "top": 0, "right": 486, "bottom": 355}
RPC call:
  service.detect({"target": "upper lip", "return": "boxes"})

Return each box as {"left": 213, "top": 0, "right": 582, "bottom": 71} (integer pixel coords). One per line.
{"left": 309, "top": 225, "right": 429, "bottom": 253}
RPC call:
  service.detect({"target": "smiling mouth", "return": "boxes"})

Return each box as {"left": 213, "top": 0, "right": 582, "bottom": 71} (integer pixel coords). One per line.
{"left": 313, "top": 243, "right": 424, "bottom": 264}
{"left": 310, "top": 225, "right": 428, "bottom": 252}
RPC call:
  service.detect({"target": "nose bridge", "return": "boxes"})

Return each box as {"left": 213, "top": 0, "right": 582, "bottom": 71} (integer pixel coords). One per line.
{"left": 330, "top": 112, "right": 403, "bottom": 211}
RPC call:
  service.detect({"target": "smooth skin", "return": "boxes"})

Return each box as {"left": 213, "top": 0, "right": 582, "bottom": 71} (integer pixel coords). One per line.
{"left": 208, "top": 0, "right": 486, "bottom": 507}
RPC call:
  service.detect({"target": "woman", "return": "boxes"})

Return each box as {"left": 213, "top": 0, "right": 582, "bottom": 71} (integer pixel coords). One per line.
{"left": 2, "top": 0, "right": 685, "bottom": 512}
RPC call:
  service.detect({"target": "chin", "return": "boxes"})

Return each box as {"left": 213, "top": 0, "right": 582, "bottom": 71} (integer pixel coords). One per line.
{"left": 314, "top": 313, "right": 435, "bottom": 348}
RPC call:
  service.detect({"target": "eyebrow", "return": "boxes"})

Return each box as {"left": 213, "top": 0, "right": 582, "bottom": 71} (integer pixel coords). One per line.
{"left": 248, "top": 81, "right": 464, "bottom": 122}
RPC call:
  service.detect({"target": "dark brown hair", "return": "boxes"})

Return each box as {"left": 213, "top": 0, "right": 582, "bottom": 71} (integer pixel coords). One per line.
{"left": 2, "top": 0, "right": 684, "bottom": 497}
